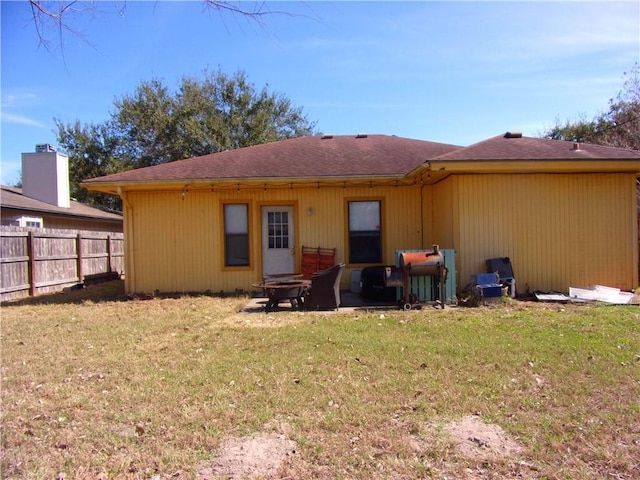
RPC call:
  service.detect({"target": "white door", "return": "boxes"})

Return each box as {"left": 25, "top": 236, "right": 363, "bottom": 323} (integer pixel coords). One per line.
{"left": 262, "top": 206, "right": 295, "bottom": 276}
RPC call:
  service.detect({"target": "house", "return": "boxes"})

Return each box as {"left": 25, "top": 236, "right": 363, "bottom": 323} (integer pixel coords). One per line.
{"left": 1, "top": 145, "right": 123, "bottom": 232}
{"left": 81, "top": 133, "right": 640, "bottom": 297}
{"left": 1, "top": 185, "right": 124, "bottom": 232}
{"left": 1, "top": 145, "right": 124, "bottom": 301}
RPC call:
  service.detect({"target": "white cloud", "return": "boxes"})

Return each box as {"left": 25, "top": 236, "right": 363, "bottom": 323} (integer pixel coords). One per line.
{"left": 0, "top": 113, "right": 47, "bottom": 128}
{"left": 1, "top": 92, "right": 38, "bottom": 108}
{"left": 1, "top": 90, "right": 49, "bottom": 129}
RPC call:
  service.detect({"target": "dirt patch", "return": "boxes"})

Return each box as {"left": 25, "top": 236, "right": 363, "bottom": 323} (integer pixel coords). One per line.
{"left": 197, "top": 433, "right": 297, "bottom": 479}
{"left": 443, "top": 415, "right": 524, "bottom": 460}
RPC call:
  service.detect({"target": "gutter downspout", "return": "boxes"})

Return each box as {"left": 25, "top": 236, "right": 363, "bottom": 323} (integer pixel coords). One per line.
{"left": 420, "top": 164, "right": 433, "bottom": 250}
{"left": 118, "top": 187, "right": 135, "bottom": 293}
{"left": 420, "top": 178, "right": 425, "bottom": 250}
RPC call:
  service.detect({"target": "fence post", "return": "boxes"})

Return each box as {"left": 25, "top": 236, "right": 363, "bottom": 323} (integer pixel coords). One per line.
{"left": 27, "top": 231, "right": 36, "bottom": 296}
{"left": 107, "top": 235, "right": 113, "bottom": 273}
{"left": 76, "top": 234, "right": 83, "bottom": 283}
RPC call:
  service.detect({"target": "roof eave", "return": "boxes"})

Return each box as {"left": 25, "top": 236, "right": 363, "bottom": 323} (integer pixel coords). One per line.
{"left": 81, "top": 173, "right": 413, "bottom": 195}
{"left": 427, "top": 158, "right": 640, "bottom": 175}
{"left": 1, "top": 205, "right": 122, "bottom": 222}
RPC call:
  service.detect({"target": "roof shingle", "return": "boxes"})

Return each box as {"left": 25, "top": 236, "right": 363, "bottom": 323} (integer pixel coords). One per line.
{"left": 1, "top": 186, "right": 123, "bottom": 221}
{"left": 433, "top": 134, "right": 640, "bottom": 161}
{"left": 82, "top": 132, "right": 640, "bottom": 187}
{"left": 83, "top": 134, "right": 462, "bottom": 184}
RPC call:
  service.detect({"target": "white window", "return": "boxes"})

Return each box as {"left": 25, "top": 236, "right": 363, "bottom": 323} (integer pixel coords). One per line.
{"left": 19, "top": 216, "right": 43, "bottom": 228}
{"left": 267, "top": 211, "right": 289, "bottom": 249}
{"left": 348, "top": 200, "right": 382, "bottom": 263}
{"left": 224, "top": 204, "right": 249, "bottom": 266}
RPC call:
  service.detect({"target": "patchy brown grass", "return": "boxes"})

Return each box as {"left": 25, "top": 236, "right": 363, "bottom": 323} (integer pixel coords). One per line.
{"left": 1, "top": 281, "right": 639, "bottom": 479}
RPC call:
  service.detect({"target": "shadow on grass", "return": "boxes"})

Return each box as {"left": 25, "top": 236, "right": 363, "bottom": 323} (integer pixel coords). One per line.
{"left": 1, "top": 280, "right": 128, "bottom": 307}
{"left": 1, "top": 280, "right": 252, "bottom": 308}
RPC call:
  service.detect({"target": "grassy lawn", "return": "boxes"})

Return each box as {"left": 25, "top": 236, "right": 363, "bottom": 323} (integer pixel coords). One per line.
{"left": 1, "top": 281, "right": 639, "bottom": 479}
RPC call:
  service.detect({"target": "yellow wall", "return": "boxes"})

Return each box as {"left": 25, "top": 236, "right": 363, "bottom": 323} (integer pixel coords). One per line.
{"left": 121, "top": 184, "right": 424, "bottom": 293}
{"left": 120, "top": 172, "right": 638, "bottom": 295}
{"left": 425, "top": 173, "right": 638, "bottom": 293}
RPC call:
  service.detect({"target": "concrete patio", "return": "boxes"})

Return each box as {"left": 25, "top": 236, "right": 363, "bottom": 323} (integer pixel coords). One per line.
{"left": 241, "top": 290, "right": 445, "bottom": 313}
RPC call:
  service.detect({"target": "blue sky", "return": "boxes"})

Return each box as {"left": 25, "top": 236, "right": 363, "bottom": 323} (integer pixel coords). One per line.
{"left": 1, "top": 1, "right": 638, "bottom": 186}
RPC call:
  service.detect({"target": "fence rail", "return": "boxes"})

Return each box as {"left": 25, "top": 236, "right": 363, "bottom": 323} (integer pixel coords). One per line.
{"left": 1, "top": 227, "right": 124, "bottom": 302}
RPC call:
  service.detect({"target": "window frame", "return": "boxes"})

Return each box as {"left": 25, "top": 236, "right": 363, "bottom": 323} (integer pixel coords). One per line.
{"left": 222, "top": 202, "right": 251, "bottom": 269}
{"left": 19, "top": 216, "right": 43, "bottom": 228}
{"left": 345, "top": 198, "right": 384, "bottom": 265}
{"left": 266, "top": 209, "right": 290, "bottom": 250}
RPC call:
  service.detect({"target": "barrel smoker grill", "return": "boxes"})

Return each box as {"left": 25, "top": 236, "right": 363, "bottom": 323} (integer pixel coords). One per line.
{"left": 385, "top": 245, "right": 447, "bottom": 310}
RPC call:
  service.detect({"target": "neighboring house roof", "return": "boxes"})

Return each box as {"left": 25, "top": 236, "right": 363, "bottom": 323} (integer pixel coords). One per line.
{"left": 433, "top": 133, "right": 640, "bottom": 161}
{"left": 1, "top": 185, "right": 123, "bottom": 222}
{"left": 82, "top": 135, "right": 463, "bottom": 187}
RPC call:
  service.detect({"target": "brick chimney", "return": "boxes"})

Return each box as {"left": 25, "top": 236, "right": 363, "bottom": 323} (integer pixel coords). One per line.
{"left": 21, "top": 144, "right": 71, "bottom": 208}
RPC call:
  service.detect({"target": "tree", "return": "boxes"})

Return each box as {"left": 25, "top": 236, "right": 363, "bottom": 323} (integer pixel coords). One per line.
{"left": 55, "top": 68, "right": 316, "bottom": 209}
{"left": 55, "top": 119, "right": 130, "bottom": 211}
{"left": 543, "top": 65, "right": 640, "bottom": 209}
{"left": 109, "top": 69, "right": 315, "bottom": 168}
{"left": 543, "top": 64, "right": 640, "bottom": 150}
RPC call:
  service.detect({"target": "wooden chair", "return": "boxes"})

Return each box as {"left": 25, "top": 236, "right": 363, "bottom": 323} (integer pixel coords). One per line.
{"left": 301, "top": 246, "right": 320, "bottom": 279}
{"left": 301, "top": 246, "right": 336, "bottom": 279}
{"left": 318, "top": 247, "right": 336, "bottom": 271}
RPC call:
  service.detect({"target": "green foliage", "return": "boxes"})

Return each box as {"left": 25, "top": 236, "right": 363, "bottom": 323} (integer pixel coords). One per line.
{"left": 543, "top": 63, "right": 640, "bottom": 150}
{"left": 55, "top": 119, "right": 130, "bottom": 212}
{"left": 544, "top": 114, "right": 599, "bottom": 144}
{"left": 55, "top": 68, "right": 317, "bottom": 210}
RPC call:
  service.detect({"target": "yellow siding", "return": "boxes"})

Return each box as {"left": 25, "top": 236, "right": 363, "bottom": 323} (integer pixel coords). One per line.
{"left": 126, "top": 191, "right": 217, "bottom": 292}
{"left": 444, "top": 173, "right": 637, "bottom": 292}
{"left": 121, "top": 173, "right": 637, "bottom": 295}
{"left": 122, "top": 184, "right": 423, "bottom": 293}
{"left": 427, "top": 179, "right": 456, "bottom": 248}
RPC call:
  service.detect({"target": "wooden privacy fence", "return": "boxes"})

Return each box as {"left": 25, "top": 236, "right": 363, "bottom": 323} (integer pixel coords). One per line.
{"left": 1, "top": 227, "right": 124, "bottom": 302}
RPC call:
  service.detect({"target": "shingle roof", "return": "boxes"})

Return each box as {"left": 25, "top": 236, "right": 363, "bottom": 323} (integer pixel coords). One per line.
{"left": 1, "top": 186, "right": 123, "bottom": 221}
{"left": 82, "top": 133, "right": 640, "bottom": 188}
{"left": 433, "top": 133, "right": 640, "bottom": 161}
{"left": 83, "top": 134, "right": 463, "bottom": 184}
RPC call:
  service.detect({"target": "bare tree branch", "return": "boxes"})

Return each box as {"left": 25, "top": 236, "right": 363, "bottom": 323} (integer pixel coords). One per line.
{"left": 28, "top": 1, "right": 98, "bottom": 52}
{"left": 27, "top": 1, "right": 303, "bottom": 52}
